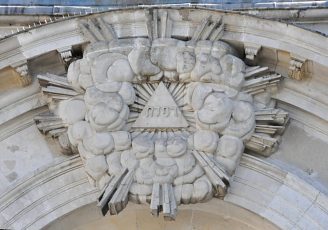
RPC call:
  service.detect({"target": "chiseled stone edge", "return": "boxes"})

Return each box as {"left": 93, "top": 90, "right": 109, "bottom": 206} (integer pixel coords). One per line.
{"left": 0, "top": 155, "right": 98, "bottom": 230}
{"left": 0, "top": 8, "right": 326, "bottom": 71}
{"left": 225, "top": 154, "right": 328, "bottom": 230}
{"left": 0, "top": 155, "right": 80, "bottom": 202}
{"left": 0, "top": 156, "right": 83, "bottom": 215}
{"left": 0, "top": 93, "right": 47, "bottom": 125}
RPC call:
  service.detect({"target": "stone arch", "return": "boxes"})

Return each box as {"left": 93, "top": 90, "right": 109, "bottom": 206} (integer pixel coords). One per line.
{"left": 0, "top": 7, "right": 327, "bottom": 230}
{"left": 1, "top": 154, "right": 327, "bottom": 229}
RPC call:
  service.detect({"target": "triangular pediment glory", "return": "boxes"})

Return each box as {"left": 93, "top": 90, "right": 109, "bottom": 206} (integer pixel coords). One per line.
{"left": 132, "top": 82, "right": 188, "bottom": 129}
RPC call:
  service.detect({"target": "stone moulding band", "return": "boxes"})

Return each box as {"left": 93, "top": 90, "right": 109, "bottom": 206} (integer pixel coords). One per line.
{"left": 1, "top": 154, "right": 328, "bottom": 229}
{"left": 0, "top": 1, "right": 327, "bottom": 16}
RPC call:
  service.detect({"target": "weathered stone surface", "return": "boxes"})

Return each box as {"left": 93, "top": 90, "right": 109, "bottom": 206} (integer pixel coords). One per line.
{"left": 1, "top": 7, "right": 328, "bottom": 230}
{"left": 33, "top": 12, "right": 289, "bottom": 220}
{"left": 58, "top": 99, "right": 86, "bottom": 124}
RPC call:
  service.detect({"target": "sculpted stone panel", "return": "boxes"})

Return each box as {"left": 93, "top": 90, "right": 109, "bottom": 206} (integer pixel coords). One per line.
{"left": 35, "top": 12, "right": 289, "bottom": 220}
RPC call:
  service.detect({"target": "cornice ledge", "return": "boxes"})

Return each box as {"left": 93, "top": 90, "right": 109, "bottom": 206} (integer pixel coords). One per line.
{"left": 0, "top": 8, "right": 326, "bottom": 73}
{"left": 0, "top": 18, "right": 85, "bottom": 70}
{"left": 222, "top": 14, "right": 328, "bottom": 67}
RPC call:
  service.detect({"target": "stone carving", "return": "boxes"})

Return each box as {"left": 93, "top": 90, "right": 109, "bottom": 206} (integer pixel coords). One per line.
{"left": 36, "top": 13, "right": 289, "bottom": 220}
{"left": 244, "top": 43, "right": 262, "bottom": 65}
{"left": 79, "top": 17, "right": 117, "bottom": 42}
{"left": 11, "top": 60, "right": 32, "bottom": 87}
{"left": 57, "top": 46, "right": 73, "bottom": 65}
{"left": 132, "top": 82, "right": 188, "bottom": 128}
{"left": 289, "top": 54, "right": 307, "bottom": 80}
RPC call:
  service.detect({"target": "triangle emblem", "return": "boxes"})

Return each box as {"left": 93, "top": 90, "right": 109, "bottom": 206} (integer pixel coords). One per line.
{"left": 132, "top": 82, "right": 189, "bottom": 129}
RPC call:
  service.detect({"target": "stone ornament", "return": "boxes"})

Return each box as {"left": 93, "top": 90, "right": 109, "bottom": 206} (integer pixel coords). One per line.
{"left": 288, "top": 54, "right": 307, "bottom": 80}
{"left": 11, "top": 60, "right": 32, "bottom": 87}
{"left": 35, "top": 13, "right": 289, "bottom": 220}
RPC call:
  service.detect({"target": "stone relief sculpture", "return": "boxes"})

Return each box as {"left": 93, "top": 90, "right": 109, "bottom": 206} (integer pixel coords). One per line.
{"left": 35, "top": 11, "right": 289, "bottom": 220}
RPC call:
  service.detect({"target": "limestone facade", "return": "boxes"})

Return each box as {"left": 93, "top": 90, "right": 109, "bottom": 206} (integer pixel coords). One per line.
{"left": 0, "top": 7, "right": 327, "bottom": 229}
